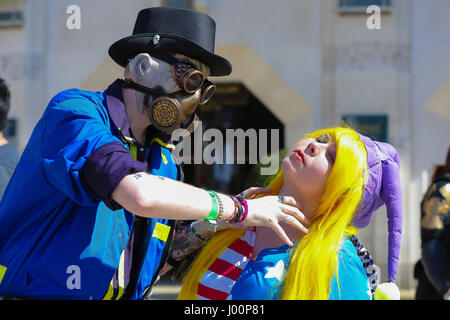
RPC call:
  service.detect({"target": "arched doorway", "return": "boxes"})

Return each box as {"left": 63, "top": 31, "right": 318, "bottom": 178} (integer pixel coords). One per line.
{"left": 181, "top": 82, "right": 285, "bottom": 194}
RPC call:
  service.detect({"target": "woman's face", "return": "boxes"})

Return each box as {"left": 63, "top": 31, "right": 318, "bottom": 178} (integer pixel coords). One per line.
{"left": 282, "top": 133, "right": 336, "bottom": 198}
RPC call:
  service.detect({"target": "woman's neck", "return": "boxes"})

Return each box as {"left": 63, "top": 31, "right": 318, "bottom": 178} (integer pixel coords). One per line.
{"left": 278, "top": 183, "right": 317, "bottom": 222}
{"left": 253, "top": 182, "right": 318, "bottom": 259}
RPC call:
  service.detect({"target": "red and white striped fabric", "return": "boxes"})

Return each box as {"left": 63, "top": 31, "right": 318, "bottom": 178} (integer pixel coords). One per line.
{"left": 197, "top": 229, "right": 256, "bottom": 300}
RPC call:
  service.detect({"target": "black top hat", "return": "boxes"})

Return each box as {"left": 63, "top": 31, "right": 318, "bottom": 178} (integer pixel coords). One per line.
{"left": 108, "top": 7, "right": 232, "bottom": 76}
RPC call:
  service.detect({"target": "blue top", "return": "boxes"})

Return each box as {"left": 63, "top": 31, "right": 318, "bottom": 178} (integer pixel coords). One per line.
{"left": 329, "top": 238, "right": 372, "bottom": 300}
{"left": 0, "top": 80, "right": 178, "bottom": 299}
{"left": 230, "top": 245, "right": 291, "bottom": 300}
{"left": 230, "top": 238, "right": 371, "bottom": 300}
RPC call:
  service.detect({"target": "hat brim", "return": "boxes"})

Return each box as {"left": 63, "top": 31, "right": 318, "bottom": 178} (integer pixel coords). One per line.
{"left": 108, "top": 34, "right": 232, "bottom": 77}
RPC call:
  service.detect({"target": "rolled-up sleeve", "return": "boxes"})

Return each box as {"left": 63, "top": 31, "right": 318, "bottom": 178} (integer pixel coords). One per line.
{"left": 80, "top": 141, "right": 148, "bottom": 210}
{"left": 41, "top": 98, "right": 147, "bottom": 209}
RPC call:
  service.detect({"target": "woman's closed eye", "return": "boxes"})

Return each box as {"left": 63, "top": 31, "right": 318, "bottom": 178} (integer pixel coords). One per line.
{"left": 315, "top": 134, "right": 332, "bottom": 144}
{"left": 315, "top": 134, "right": 336, "bottom": 164}
{"left": 315, "top": 136, "right": 327, "bottom": 144}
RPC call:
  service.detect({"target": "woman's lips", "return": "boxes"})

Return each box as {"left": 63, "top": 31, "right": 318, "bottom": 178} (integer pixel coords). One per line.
{"left": 293, "top": 150, "right": 304, "bottom": 163}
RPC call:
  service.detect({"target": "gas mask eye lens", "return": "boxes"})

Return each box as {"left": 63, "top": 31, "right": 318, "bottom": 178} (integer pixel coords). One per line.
{"left": 182, "top": 69, "right": 205, "bottom": 93}
{"left": 200, "top": 80, "right": 216, "bottom": 105}
{"left": 173, "top": 61, "right": 205, "bottom": 93}
{"left": 152, "top": 52, "right": 212, "bottom": 97}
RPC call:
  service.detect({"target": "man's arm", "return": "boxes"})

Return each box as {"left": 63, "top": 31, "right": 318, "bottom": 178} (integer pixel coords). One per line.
{"left": 112, "top": 172, "right": 232, "bottom": 220}
{"left": 112, "top": 172, "right": 309, "bottom": 246}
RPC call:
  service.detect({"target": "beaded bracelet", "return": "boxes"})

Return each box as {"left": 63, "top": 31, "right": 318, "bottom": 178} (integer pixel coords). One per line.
{"left": 227, "top": 195, "right": 244, "bottom": 223}
{"left": 216, "top": 192, "right": 224, "bottom": 222}
{"left": 226, "top": 194, "right": 248, "bottom": 224}
{"left": 233, "top": 201, "right": 244, "bottom": 223}
{"left": 226, "top": 195, "right": 240, "bottom": 222}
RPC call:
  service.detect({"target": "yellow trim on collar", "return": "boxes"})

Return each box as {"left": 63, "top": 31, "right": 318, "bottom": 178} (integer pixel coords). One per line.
{"left": 129, "top": 144, "right": 137, "bottom": 160}
{"left": 161, "top": 150, "right": 168, "bottom": 165}
{"left": 117, "top": 128, "right": 137, "bottom": 145}
{"left": 150, "top": 137, "right": 175, "bottom": 150}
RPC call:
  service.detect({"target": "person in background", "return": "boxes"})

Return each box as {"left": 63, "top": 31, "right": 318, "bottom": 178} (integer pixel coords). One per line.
{"left": 0, "top": 78, "right": 20, "bottom": 201}
{"left": 414, "top": 147, "right": 450, "bottom": 300}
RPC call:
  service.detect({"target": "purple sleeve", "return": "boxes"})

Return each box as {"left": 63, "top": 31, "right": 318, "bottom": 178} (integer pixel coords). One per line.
{"left": 81, "top": 141, "right": 148, "bottom": 210}
{"left": 381, "top": 158, "right": 402, "bottom": 283}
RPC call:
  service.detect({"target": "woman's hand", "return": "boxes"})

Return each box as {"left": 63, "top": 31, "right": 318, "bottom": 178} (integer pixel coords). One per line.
{"left": 242, "top": 195, "right": 309, "bottom": 246}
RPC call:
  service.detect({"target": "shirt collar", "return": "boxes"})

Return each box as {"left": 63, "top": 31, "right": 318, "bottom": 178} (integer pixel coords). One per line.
{"left": 104, "top": 79, "right": 137, "bottom": 145}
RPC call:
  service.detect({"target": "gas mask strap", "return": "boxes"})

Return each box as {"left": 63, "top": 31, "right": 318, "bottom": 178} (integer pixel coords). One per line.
{"left": 119, "top": 78, "right": 163, "bottom": 96}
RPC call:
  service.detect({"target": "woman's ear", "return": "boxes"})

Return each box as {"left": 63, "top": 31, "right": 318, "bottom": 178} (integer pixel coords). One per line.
{"left": 129, "top": 53, "right": 157, "bottom": 81}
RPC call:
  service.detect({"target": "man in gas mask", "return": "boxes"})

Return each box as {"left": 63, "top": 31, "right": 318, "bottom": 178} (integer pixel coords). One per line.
{"left": 0, "top": 7, "right": 308, "bottom": 300}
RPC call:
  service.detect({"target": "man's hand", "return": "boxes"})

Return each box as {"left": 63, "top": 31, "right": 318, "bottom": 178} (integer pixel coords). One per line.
{"left": 243, "top": 195, "right": 309, "bottom": 246}
{"left": 113, "top": 173, "right": 309, "bottom": 246}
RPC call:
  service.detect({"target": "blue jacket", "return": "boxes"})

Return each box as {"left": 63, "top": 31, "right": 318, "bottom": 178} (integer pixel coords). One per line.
{"left": 0, "top": 80, "right": 178, "bottom": 299}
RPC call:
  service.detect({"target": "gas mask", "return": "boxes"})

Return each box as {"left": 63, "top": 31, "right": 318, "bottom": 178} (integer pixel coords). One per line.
{"left": 120, "top": 52, "right": 215, "bottom": 134}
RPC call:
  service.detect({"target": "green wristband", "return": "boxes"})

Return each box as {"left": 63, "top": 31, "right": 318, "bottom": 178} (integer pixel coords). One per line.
{"left": 205, "top": 190, "right": 219, "bottom": 222}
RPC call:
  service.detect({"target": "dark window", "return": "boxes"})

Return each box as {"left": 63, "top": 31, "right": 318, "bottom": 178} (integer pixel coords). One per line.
{"left": 0, "top": 10, "right": 24, "bottom": 26}
{"left": 163, "top": 0, "right": 193, "bottom": 9}
{"left": 181, "top": 83, "right": 285, "bottom": 194}
{"left": 338, "top": 0, "right": 391, "bottom": 7}
{"left": 342, "top": 114, "right": 389, "bottom": 142}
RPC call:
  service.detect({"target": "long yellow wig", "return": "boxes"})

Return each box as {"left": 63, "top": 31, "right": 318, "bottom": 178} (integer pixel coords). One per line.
{"left": 178, "top": 127, "right": 368, "bottom": 300}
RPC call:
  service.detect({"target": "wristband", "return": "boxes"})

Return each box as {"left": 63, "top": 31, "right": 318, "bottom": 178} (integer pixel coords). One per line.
{"left": 239, "top": 199, "right": 248, "bottom": 223}
{"left": 204, "top": 190, "right": 218, "bottom": 221}
{"left": 227, "top": 194, "right": 248, "bottom": 224}
{"left": 232, "top": 202, "right": 244, "bottom": 223}
{"left": 205, "top": 190, "right": 221, "bottom": 231}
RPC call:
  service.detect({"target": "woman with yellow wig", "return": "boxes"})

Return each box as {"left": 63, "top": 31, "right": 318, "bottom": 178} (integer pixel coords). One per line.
{"left": 175, "top": 126, "right": 402, "bottom": 300}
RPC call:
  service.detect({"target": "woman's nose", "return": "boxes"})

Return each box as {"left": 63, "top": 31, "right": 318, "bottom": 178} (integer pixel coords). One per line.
{"left": 308, "top": 142, "right": 321, "bottom": 157}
